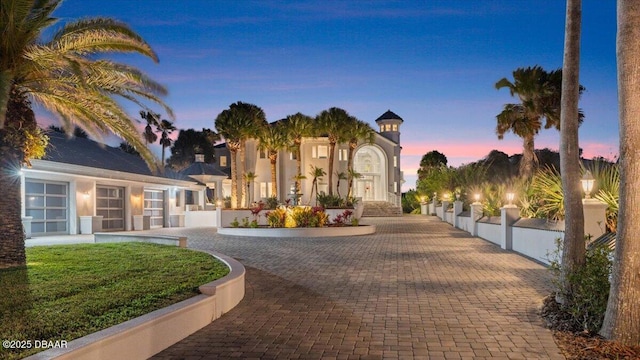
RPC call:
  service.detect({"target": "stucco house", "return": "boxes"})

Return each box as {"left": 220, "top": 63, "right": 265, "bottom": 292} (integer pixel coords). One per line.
{"left": 20, "top": 110, "right": 404, "bottom": 237}
{"left": 20, "top": 131, "right": 210, "bottom": 237}
{"left": 213, "top": 110, "right": 405, "bottom": 209}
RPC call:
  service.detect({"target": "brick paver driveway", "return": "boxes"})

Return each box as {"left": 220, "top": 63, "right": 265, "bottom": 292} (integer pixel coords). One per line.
{"left": 151, "top": 216, "right": 563, "bottom": 360}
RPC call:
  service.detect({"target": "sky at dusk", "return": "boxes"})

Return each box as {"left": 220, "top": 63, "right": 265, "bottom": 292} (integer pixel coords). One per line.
{"left": 44, "top": 1, "right": 619, "bottom": 191}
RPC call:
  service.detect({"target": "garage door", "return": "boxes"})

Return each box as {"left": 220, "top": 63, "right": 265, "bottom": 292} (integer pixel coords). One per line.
{"left": 96, "top": 186, "right": 125, "bottom": 231}
{"left": 144, "top": 190, "right": 164, "bottom": 228}
{"left": 24, "top": 180, "right": 69, "bottom": 235}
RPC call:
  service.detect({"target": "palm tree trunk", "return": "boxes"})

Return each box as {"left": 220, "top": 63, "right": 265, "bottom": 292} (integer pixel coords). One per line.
{"left": 229, "top": 148, "right": 238, "bottom": 208}
{"left": 600, "top": 0, "right": 640, "bottom": 345}
{"left": 328, "top": 141, "right": 336, "bottom": 196}
{"left": 239, "top": 141, "right": 246, "bottom": 208}
{"left": 559, "top": 0, "right": 586, "bottom": 305}
{"left": 295, "top": 143, "right": 302, "bottom": 191}
{"left": 0, "top": 149, "right": 26, "bottom": 268}
{"left": 520, "top": 134, "right": 537, "bottom": 178}
{"left": 270, "top": 154, "right": 278, "bottom": 196}
{"left": 347, "top": 144, "right": 356, "bottom": 198}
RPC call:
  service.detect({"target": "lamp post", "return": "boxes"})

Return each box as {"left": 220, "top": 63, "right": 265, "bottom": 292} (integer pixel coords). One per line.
{"left": 473, "top": 193, "right": 481, "bottom": 204}
{"left": 506, "top": 192, "right": 515, "bottom": 206}
{"left": 581, "top": 170, "right": 595, "bottom": 199}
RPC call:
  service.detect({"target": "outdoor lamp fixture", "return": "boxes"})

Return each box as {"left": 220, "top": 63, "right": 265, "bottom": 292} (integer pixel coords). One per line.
{"left": 83, "top": 192, "right": 90, "bottom": 200}
{"left": 474, "top": 193, "right": 481, "bottom": 203}
{"left": 581, "top": 170, "right": 595, "bottom": 199}
{"left": 216, "top": 199, "right": 223, "bottom": 208}
{"left": 506, "top": 192, "right": 515, "bottom": 206}
{"left": 443, "top": 193, "right": 450, "bottom": 201}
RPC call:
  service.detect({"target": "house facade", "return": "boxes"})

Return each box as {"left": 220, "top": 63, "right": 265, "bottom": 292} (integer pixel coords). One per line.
{"left": 214, "top": 110, "right": 405, "bottom": 206}
{"left": 20, "top": 132, "right": 209, "bottom": 237}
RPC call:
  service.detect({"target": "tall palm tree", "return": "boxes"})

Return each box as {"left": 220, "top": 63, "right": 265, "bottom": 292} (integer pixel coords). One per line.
{"left": 558, "top": 0, "right": 586, "bottom": 306}
{"left": 344, "top": 117, "right": 375, "bottom": 198}
{"left": 282, "top": 112, "right": 314, "bottom": 191}
{"left": 0, "top": 0, "right": 171, "bottom": 268}
{"left": 316, "top": 107, "right": 351, "bottom": 196}
{"left": 258, "top": 121, "right": 287, "bottom": 197}
{"left": 309, "top": 165, "right": 326, "bottom": 206}
{"left": 215, "top": 101, "right": 266, "bottom": 208}
{"left": 157, "top": 118, "right": 176, "bottom": 170}
{"left": 495, "top": 66, "right": 565, "bottom": 178}
{"left": 601, "top": 0, "right": 640, "bottom": 346}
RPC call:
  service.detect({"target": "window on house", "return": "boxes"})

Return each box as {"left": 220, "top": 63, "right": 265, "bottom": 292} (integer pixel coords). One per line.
{"left": 380, "top": 125, "right": 384, "bottom": 132}
{"left": 259, "top": 149, "right": 267, "bottom": 159}
{"left": 339, "top": 149, "right": 348, "bottom": 161}
{"left": 290, "top": 152, "right": 297, "bottom": 160}
{"left": 220, "top": 156, "right": 227, "bottom": 167}
{"left": 385, "top": 124, "right": 391, "bottom": 131}
{"left": 312, "top": 145, "right": 328, "bottom": 159}
{"left": 317, "top": 145, "right": 328, "bottom": 159}
{"left": 260, "top": 182, "right": 273, "bottom": 198}
{"left": 393, "top": 156, "right": 397, "bottom": 168}
{"left": 392, "top": 124, "right": 398, "bottom": 131}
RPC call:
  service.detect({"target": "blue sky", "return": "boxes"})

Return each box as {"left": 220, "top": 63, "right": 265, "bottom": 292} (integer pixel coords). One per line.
{"left": 47, "top": 0, "right": 618, "bottom": 191}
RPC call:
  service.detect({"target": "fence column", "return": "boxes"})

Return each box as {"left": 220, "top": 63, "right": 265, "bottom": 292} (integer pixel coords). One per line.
{"left": 420, "top": 202, "right": 428, "bottom": 215}
{"left": 440, "top": 200, "right": 450, "bottom": 221}
{"left": 582, "top": 198, "right": 608, "bottom": 240}
{"left": 453, "top": 200, "right": 463, "bottom": 228}
{"left": 500, "top": 205, "right": 519, "bottom": 250}
{"left": 470, "top": 203, "right": 483, "bottom": 236}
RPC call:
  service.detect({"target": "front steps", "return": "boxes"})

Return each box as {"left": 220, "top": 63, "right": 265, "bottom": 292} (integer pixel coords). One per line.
{"left": 362, "top": 201, "right": 403, "bottom": 217}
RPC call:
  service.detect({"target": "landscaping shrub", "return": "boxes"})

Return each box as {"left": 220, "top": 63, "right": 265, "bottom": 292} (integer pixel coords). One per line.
{"left": 547, "top": 239, "right": 613, "bottom": 333}
{"left": 317, "top": 193, "right": 345, "bottom": 208}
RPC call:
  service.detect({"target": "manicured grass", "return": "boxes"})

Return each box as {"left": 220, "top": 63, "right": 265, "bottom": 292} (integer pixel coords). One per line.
{"left": 0, "top": 243, "right": 229, "bottom": 359}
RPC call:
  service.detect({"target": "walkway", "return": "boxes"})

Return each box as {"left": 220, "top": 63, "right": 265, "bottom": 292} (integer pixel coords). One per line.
{"left": 149, "top": 216, "right": 563, "bottom": 360}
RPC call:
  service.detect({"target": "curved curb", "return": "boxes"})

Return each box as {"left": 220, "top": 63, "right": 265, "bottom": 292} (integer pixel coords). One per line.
{"left": 217, "top": 224, "right": 376, "bottom": 237}
{"left": 26, "top": 249, "right": 245, "bottom": 360}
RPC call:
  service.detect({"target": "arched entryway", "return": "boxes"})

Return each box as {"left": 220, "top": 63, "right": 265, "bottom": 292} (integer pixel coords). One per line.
{"left": 353, "top": 145, "right": 387, "bottom": 202}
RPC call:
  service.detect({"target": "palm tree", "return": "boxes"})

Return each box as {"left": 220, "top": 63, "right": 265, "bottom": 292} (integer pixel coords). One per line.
{"left": 316, "top": 107, "right": 351, "bottom": 196}
{"left": 243, "top": 171, "right": 257, "bottom": 207}
{"left": 344, "top": 117, "right": 375, "bottom": 198}
{"left": 140, "top": 111, "right": 159, "bottom": 145}
{"left": 335, "top": 171, "right": 347, "bottom": 198}
{"left": 601, "top": 0, "right": 640, "bottom": 346}
{"left": 258, "top": 121, "right": 287, "bottom": 197}
{"left": 157, "top": 119, "right": 176, "bottom": 170}
{"left": 215, "top": 102, "right": 266, "bottom": 208}
{"left": 495, "top": 66, "right": 566, "bottom": 178}
{"left": 558, "top": 0, "right": 586, "bottom": 307}
{"left": 0, "top": 0, "right": 171, "bottom": 268}
{"left": 282, "top": 112, "right": 314, "bottom": 191}
{"left": 308, "top": 165, "right": 326, "bottom": 206}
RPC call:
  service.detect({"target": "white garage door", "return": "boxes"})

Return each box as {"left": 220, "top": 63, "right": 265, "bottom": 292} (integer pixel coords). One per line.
{"left": 24, "top": 180, "right": 69, "bottom": 235}
{"left": 96, "top": 186, "right": 125, "bottom": 231}
{"left": 144, "top": 190, "right": 164, "bottom": 228}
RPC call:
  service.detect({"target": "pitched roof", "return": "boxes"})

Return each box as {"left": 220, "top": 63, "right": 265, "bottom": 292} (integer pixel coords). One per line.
{"left": 44, "top": 132, "right": 155, "bottom": 175}
{"left": 181, "top": 161, "right": 229, "bottom": 177}
{"left": 42, "top": 131, "right": 190, "bottom": 180}
{"left": 375, "top": 110, "right": 404, "bottom": 123}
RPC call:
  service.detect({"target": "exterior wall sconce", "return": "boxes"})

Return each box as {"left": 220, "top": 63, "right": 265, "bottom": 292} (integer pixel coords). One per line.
{"left": 506, "top": 192, "right": 515, "bottom": 206}
{"left": 581, "top": 170, "right": 595, "bottom": 199}
{"left": 83, "top": 192, "right": 90, "bottom": 200}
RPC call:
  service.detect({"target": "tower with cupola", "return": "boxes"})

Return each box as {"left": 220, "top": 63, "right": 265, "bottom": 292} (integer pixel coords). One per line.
{"left": 375, "top": 110, "right": 403, "bottom": 144}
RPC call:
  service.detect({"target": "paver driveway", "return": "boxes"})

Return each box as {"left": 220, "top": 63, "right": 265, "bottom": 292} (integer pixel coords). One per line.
{"left": 151, "top": 216, "right": 563, "bottom": 360}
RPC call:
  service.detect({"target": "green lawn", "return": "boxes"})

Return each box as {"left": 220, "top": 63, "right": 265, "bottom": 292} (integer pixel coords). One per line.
{"left": 0, "top": 242, "right": 229, "bottom": 359}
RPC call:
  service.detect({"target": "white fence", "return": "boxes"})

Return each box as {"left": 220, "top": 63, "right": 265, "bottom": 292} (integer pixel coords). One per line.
{"left": 427, "top": 200, "right": 605, "bottom": 265}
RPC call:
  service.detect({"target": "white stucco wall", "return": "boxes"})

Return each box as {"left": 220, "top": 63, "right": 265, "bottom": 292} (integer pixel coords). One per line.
{"left": 477, "top": 222, "right": 501, "bottom": 246}
{"left": 512, "top": 228, "right": 564, "bottom": 265}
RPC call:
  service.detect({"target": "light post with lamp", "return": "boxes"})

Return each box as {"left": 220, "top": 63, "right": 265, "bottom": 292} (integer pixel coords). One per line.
{"left": 470, "top": 193, "right": 483, "bottom": 237}
{"left": 580, "top": 170, "right": 607, "bottom": 239}
{"left": 500, "top": 191, "right": 519, "bottom": 250}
